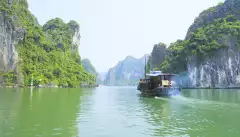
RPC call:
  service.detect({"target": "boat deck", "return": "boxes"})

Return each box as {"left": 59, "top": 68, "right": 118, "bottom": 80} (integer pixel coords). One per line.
{"left": 140, "top": 87, "right": 181, "bottom": 96}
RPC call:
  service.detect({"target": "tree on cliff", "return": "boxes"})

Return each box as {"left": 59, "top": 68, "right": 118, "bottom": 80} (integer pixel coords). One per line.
{"left": 0, "top": 0, "right": 95, "bottom": 87}
{"left": 82, "top": 59, "right": 104, "bottom": 84}
{"left": 146, "top": 42, "right": 168, "bottom": 72}
{"left": 82, "top": 59, "right": 98, "bottom": 77}
{"left": 160, "top": 40, "right": 188, "bottom": 74}
{"left": 157, "top": 0, "right": 240, "bottom": 91}
{"left": 151, "top": 43, "right": 167, "bottom": 69}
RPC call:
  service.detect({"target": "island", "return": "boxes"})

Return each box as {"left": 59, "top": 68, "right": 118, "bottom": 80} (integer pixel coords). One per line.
{"left": 0, "top": 0, "right": 97, "bottom": 88}
{"left": 146, "top": 1, "right": 240, "bottom": 89}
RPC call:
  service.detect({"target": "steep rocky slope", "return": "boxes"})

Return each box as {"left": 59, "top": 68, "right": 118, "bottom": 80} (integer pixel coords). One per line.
{"left": 81, "top": 58, "right": 103, "bottom": 84}
{"left": 82, "top": 59, "right": 98, "bottom": 77}
{"left": 0, "top": 0, "right": 95, "bottom": 87}
{"left": 148, "top": 0, "right": 240, "bottom": 88}
{"left": 146, "top": 43, "right": 168, "bottom": 72}
{"left": 104, "top": 54, "right": 149, "bottom": 86}
{"left": 186, "top": 0, "right": 240, "bottom": 88}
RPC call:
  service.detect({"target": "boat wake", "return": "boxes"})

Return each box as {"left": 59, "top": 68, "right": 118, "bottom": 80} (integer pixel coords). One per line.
{"left": 154, "top": 94, "right": 185, "bottom": 100}
{"left": 154, "top": 96, "right": 171, "bottom": 102}
{"left": 155, "top": 94, "right": 240, "bottom": 108}
{"left": 170, "top": 95, "right": 190, "bottom": 101}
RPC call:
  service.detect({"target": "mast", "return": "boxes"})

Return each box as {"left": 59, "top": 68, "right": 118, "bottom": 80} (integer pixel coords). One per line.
{"left": 150, "top": 56, "right": 152, "bottom": 72}
{"left": 144, "top": 56, "right": 146, "bottom": 78}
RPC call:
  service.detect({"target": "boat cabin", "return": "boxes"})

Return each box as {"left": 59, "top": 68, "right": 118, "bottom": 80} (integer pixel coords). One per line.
{"left": 138, "top": 71, "right": 178, "bottom": 90}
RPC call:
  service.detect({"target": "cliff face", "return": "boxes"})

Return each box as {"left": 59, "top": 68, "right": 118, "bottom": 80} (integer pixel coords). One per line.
{"left": 152, "top": 0, "right": 240, "bottom": 88}
{"left": 82, "top": 59, "right": 97, "bottom": 76}
{"left": 188, "top": 38, "right": 240, "bottom": 88}
{"left": 186, "top": 0, "right": 240, "bottom": 88}
{"left": 69, "top": 20, "right": 81, "bottom": 53}
{"left": 104, "top": 54, "right": 149, "bottom": 86}
{"left": 0, "top": 0, "right": 95, "bottom": 87}
{"left": 82, "top": 58, "right": 105, "bottom": 84}
{"left": 0, "top": 0, "right": 24, "bottom": 72}
{"left": 185, "top": 0, "right": 240, "bottom": 39}
{"left": 149, "top": 43, "right": 168, "bottom": 70}
{"left": 146, "top": 41, "right": 188, "bottom": 75}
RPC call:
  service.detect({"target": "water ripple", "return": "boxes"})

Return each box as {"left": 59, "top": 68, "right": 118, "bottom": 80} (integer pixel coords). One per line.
{"left": 1, "top": 88, "right": 240, "bottom": 137}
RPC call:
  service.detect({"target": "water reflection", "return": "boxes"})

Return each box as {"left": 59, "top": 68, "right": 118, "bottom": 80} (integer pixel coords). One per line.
{"left": 2, "top": 87, "right": 240, "bottom": 137}
{"left": 139, "top": 89, "right": 240, "bottom": 137}
{"left": 77, "top": 86, "right": 153, "bottom": 137}
{"left": 181, "top": 89, "right": 240, "bottom": 104}
{"left": 0, "top": 88, "right": 23, "bottom": 137}
{"left": 139, "top": 96, "right": 190, "bottom": 136}
{"left": 0, "top": 88, "right": 87, "bottom": 137}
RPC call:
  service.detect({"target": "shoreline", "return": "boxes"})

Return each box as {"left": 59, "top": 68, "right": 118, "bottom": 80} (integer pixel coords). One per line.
{"left": 0, "top": 84, "right": 99, "bottom": 88}
{"left": 182, "top": 87, "right": 240, "bottom": 89}
{"left": 2, "top": 85, "right": 240, "bottom": 89}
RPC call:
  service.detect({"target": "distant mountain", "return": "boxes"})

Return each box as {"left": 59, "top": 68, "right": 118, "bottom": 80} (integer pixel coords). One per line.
{"left": 104, "top": 54, "right": 149, "bottom": 86}
{"left": 98, "top": 72, "right": 107, "bottom": 82}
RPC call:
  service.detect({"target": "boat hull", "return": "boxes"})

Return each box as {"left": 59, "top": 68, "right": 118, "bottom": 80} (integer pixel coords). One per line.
{"left": 138, "top": 87, "right": 181, "bottom": 97}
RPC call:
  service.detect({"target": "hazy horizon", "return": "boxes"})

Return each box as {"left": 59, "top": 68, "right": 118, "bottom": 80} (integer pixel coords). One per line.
{"left": 27, "top": 0, "right": 224, "bottom": 72}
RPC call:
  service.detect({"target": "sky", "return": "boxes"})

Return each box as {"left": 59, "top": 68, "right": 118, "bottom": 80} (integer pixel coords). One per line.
{"left": 27, "top": 0, "right": 224, "bottom": 72}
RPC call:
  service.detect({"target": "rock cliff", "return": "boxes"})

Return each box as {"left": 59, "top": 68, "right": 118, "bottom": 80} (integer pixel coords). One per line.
{"left": 82, "top": 59, "right": 97, "bottom": 77}
{"left": 149, "top": 0, "right": 240, "bottom": 88}
{"left": 0, "top": 0, "right": 25, "bottom": 72}
{"left": 146, "top": 40, "right": 187, "bottom": 75}
{"left": 186, "top": 0, "right": 240, "bottom": 39}
{"left": 104, "top": 54, "right": 149, "bottom": 86}
{"left": 146, "top": 43, "right": 168, "bottom": 72}
{"left": 186, "top": 0, "right": 240, "bottom": 88}
{"left": 81, "top": 58, "right": 105, "bottom": 84}
{"left": 0, "top": 0, "right": 95, "bottom": 87}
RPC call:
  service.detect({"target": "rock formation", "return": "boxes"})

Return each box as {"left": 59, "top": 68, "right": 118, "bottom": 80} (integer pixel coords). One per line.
{"left": 0, "top": 1, "right": 25, "bottom": 72}
{"left": 104, "top": 54, "right": 149, "bottom": 86}
{"left": 0, "top": 0, "right": 95, "bottom": 87}
{"left": 149, "top": 43, "right": 168, "bottom": 71}
{"left": 186, "top": 0, "right": 240, "bottom": 88}
{"left": 150, "top": 0, "right": 240, "bottom": 88}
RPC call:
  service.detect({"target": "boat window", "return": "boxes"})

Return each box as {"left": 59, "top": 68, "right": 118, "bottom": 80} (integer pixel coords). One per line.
{"left": 164, "top": 75, "right": 167, "bottom": 80}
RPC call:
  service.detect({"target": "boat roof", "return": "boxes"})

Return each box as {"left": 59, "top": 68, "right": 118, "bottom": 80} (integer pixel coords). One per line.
{"left": 145, "top": 70, "right": 179, "bottom": 77}
{"left": 146, "top": 73, "right": 179, "bottom": 77}
{"left": 150, "top": 71, "right": 162, "bottom": 73}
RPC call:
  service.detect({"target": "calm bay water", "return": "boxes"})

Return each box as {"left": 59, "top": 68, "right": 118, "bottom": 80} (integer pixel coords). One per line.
{"left": 1, "top": 87, "right": 240, "bottom": 137}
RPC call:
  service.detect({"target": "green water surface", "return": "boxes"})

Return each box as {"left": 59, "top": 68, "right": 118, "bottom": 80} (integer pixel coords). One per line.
{"left": 0, "top": 87, "right": 240, "bottom": 137}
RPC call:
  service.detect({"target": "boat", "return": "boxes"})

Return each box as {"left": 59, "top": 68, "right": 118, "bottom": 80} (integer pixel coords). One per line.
{"left": 137, "top": 71, "right": 181, "bottom": 96}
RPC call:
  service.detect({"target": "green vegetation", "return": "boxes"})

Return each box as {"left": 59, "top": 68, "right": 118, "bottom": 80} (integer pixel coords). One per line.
{"left": 193, "top": 4, "right": 218, "bottom": 26}
{"left": 81, "top": 58, "right": 104, "bottom": 84}
{"left": 0, "top": 71, "right": 17, "bottom": 87}
{"left": 158, "top": 13, "right": 240, "bottom": 74}
{"left": 146, "top": 56, "right": 151, "bottom": 73}
{"left": 160, "top": 40, "right": 188, "bottom": 73}
{"left": 146, "top": 1, "right": 240, "bottom": 74}
{"left": 0, "top": 0, "right": 95, "bottom": 87}
{"left": 146, "top": 43, "right": 167, "bottom": 73}
{"left": 187, "top": 14, "right": 239, "bottom": 56}
{"left": 217, "top": 2, "right": 224, "bottom": 6}
{"left": 82, "top": 59, "right": 98, "bottom": 77}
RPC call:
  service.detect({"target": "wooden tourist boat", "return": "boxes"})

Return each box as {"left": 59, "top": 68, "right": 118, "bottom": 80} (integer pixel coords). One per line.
{"left": 137, "top": 71, "right": 181, "bottom": 96}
